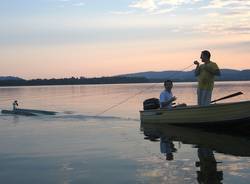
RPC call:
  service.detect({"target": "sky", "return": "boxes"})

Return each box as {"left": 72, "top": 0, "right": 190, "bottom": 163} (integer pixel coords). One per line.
{"left": 0, "top": 0, "right": 250, "bottom": 79}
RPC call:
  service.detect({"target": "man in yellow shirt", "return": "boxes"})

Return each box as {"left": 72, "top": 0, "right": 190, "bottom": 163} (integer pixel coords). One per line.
{"left": 194, "top": 50, "right": 220, "bottom": 106}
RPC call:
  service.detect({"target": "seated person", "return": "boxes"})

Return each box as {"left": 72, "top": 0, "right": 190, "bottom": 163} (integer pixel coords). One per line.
{"left": 159, "top": 80, "right": 177, "bottom": 109}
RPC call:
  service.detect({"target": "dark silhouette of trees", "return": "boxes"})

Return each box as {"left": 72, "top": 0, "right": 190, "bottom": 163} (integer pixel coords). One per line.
{"left": 0, "top": 76, "right": 149, "bottom": 87}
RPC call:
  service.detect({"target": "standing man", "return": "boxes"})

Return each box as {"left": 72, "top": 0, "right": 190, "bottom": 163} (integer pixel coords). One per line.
{"left": 194, "top": 50, "right": 220, "bottom": 106}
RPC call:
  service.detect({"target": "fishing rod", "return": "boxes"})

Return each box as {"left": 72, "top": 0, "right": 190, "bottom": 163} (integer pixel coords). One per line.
{"left": 96, "top": 64, "right": 195, "bottom": 116}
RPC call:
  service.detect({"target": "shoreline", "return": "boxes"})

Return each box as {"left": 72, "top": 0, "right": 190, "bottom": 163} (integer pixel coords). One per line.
{"left": 0, "top": 80, "right": 250, "bottom": 88}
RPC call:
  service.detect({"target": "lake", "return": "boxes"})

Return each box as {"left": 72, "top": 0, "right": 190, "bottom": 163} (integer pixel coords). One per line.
{"left": 0, "top": 81, "right": 250, "bottom": 184}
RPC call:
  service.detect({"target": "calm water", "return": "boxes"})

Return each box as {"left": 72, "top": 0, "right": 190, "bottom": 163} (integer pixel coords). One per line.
{"left": 0, "top": 82, "right": 250, "bottom": 184}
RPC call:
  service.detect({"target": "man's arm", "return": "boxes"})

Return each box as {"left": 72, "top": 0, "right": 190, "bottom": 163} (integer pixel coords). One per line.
{"left": 195, "top": 65, "right": 201, "bottom": 76}
{"left": 204, "top": 65, "right": 221, "bottom": 76}
{"left": 160, "top": 96, "right": 177, "bottom": 108}
{"left": 214, "top": 69, "right": 221, "bottom": 76}
{"left": 194, "top": 61, "right": 200, "bottom": 76}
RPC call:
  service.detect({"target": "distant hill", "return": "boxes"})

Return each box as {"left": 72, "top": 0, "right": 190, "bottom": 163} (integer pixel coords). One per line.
{"left": 120, "top": 69, "right": 250, "bottom": 81}
{"left": 0, "top": 76, "right": 24, "bottom": 81}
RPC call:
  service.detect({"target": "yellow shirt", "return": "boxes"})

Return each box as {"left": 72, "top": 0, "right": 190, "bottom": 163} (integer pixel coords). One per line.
{"left": 198, "top": 62, "right": 219, "bottom": 90}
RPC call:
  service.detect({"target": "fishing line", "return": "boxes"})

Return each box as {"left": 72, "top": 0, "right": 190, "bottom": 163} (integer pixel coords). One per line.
{"left": 96, "top": 64, "right": 195, "bottom": 116}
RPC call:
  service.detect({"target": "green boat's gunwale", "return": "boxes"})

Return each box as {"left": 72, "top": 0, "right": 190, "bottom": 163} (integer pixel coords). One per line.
{"left": 140, "top": 100, "right": 250, "bottom": 113}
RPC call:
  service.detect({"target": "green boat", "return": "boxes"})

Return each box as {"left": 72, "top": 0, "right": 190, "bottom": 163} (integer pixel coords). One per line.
{"left": 140, "top": 101, "right": 250, "bottom": 125}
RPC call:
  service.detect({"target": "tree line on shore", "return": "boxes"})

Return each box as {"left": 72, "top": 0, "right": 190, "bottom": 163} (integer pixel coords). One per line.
{"left": 0, "top": 76, "right": 151, "bottom": 86}
{"left": 0, "top": 69, "right": 250, "bottom": 87}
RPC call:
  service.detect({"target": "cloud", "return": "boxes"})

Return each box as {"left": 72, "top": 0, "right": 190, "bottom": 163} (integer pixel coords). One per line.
{"left": 72, "top": 2, "right": 85, "bottom": 6}
{"left": 58, "top": 0, "right": 85, "bottom": 7}
{"left": 151, "top": 7, "right": 176, "bottom": 14}
{"left": 130, "top": 0, "right": 157, "bottom": 12}
{"left": 202, "top": 0, "right": 250, "bottom": 9}
{"left": 110, "top": 11, "right": 135, "bottom": 15}
{"left": 194, "top": 22, "right": 250, "bottom": 35}
{"left": 129, "top": 0, "right": 201, "bottom": 13}
{"left": 198, "top": 1, "right": 250, "bottom": 34}
{"left": 157, "top": 0, "right": 201, "bottom": 6}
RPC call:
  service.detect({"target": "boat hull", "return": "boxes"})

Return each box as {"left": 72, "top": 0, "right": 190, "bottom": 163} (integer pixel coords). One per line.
{"left": 140, "top": 101, "right": 250, "bottom": 125}
{"left": 1, "top": 109, "right": 37, "bottom": 116}
{"left": 1, "top": 108, "right": 57, "bottom": 116}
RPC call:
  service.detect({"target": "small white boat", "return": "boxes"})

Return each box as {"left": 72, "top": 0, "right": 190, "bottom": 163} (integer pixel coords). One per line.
{"left": 1, "top": 100, "right": 57, "bottom": 116}
{"left": 140, "top": 101, "right": 250, "bottom": 125}
{"left": 1, "top": 108, "right": 57, "bottom": 116}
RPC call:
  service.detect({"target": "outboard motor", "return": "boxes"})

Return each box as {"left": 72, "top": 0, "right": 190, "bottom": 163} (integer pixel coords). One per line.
{"left": 143, "top": 98, "right": 160, "bottom": 110}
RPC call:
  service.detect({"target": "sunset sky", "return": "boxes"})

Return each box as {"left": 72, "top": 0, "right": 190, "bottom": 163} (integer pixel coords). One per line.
{"left": 0, "top": 0, "right": 250, "bottom": 79}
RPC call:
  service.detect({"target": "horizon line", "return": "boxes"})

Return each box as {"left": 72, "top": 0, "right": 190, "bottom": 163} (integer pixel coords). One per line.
{"left": 1, "top": 68, "right": 250, "bottom": 80}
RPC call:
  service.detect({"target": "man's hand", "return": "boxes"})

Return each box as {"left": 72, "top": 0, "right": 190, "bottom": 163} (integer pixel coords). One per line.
{"left": 194, "top": 60, "right": 200, "bottom": 66}
{"left": 171, "top": 96, "right": 177, "bottom": 102}
{"left": 194, "top": 61, "right": 201, "bottom": 76}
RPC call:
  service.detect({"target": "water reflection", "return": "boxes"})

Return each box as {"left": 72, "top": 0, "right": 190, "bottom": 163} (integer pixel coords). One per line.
{"left": 196, "top": 147, "right": 223, "bottom": 184}
{"left": 160, "top": 136, "right": 177, "bottom": 161}
{"left": 141, "top": 123, "right": 250, "bottom": 183}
